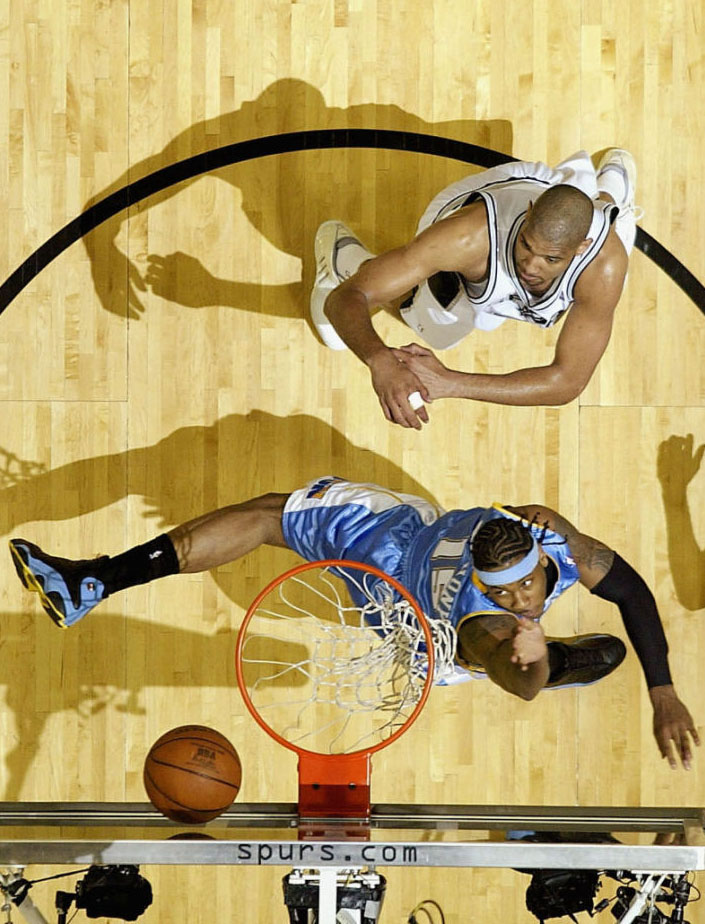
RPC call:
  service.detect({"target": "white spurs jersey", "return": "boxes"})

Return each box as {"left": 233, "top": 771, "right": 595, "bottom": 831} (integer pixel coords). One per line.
{"left": 404, "top": 152, "right": 619, "bottom": 345}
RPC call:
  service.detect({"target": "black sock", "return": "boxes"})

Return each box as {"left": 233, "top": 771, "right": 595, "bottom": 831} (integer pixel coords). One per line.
{"left": 94, "top": 534, "right": 180, "bottom": 596}
{"left": 547, "top": 641, "right": 568, "bottom": 683}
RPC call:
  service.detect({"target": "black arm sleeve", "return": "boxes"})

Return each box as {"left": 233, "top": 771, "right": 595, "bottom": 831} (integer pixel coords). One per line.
{"left": 590, "top": 553, "right": 672, "bottom": 689}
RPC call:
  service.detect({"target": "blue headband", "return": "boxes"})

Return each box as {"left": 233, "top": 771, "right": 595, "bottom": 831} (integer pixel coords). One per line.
{"left": 474, "top": 537, "right": 540, "bottom": 586}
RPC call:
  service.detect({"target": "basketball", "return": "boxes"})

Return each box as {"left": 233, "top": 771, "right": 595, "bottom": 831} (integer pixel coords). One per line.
{"left": 143, "top": 725, "right": 242, "bottom": 824}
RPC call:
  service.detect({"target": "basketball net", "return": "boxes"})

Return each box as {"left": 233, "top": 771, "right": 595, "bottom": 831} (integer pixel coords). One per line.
{"left": 236, "top": 560, "right": 456, "bottom": 821}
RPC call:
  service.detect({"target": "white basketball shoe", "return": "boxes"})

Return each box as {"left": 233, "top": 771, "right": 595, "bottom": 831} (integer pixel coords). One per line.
{"left": 595, "top": 148, "right": 643, "bottom": 254}
{"left": 596, "top": 149, "right": 644, "bottom": 214}
{"left": 310, "top": 220, "right": 374, "bottom": 350}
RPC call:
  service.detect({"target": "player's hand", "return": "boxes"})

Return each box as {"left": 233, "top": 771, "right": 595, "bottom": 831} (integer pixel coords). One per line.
{"left": 368, "top": 349, "right": 430, "bottom": 429}
{"left": 392, "top": 343, "right": 458, "bottom": 399}
{"left": 649, "top": 685, "right": 701, "bottom": 770}
{"left": 510, "top": 617, "right": 547, "bottom": 670}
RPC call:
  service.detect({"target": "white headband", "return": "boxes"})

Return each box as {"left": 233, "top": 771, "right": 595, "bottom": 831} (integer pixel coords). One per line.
{"left": 474, "top": 537, "right": 540, "bottom": 586}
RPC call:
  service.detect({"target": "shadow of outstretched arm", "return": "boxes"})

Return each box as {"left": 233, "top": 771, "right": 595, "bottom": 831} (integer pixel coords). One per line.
{"left": 656, "top": 434, "right": 705, "bottom": 611}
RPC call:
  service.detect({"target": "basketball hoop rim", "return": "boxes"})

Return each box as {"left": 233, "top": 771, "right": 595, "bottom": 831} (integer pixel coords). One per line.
{"left": 235, "top": 558, "right": 435, "bottom": 761}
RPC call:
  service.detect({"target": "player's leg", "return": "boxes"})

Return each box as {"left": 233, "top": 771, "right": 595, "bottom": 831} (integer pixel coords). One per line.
{"left": 169, "top": 493, "right": 288, "bottom": 572}
{"left": 9, "top": 493, "right": 290, "bottom": 628}
{"left": 595, "top": 148, "right": 641, "bottom": 259}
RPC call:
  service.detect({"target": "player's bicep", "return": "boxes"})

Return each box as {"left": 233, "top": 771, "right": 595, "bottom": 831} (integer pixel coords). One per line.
{"left": 345, "top": 220, "right": 473, "bottom": 306}
{"left": 344, "top": 245, "right": 433, "bottom": 306}
{"left": 551, "top": 298, "right": 615, "bottom": 392}
{"left": 551, "top": 239, "right": 627, "bottom": 386}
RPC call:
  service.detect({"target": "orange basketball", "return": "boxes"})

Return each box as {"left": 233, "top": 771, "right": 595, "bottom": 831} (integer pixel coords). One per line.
{"left": 143, "top": 725, "right": 242, "bottom": 824}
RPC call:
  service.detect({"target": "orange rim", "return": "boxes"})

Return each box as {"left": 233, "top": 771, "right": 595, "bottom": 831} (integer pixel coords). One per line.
{"left": 235, "top": 558, "right": 435, "bottom": 760}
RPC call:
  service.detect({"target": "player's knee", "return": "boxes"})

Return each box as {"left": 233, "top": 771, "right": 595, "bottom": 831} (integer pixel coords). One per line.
{"left": 253, "top": 494, "right": 288, "bottom": 546}
{"left": 256, "top": 492, "right": 289, "bottom": 509}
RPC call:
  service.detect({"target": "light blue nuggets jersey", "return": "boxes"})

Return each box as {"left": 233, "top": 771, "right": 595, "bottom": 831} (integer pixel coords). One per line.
{"left": 403, "top": 504, "right": 580, "bottom": 627}
{"left": 282, "top": 478, "right": 581, "bottom": 681}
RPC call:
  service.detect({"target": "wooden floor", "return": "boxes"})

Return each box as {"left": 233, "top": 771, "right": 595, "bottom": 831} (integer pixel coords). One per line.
{"left": 1, "top": 0, "right": 704, "bottom": 921}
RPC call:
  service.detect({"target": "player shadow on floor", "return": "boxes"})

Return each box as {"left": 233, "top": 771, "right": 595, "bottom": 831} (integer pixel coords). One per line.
{"left": 0, "top": 408, "right": 438, "bottom": 536}
{"left": 83, "top": 78, "right": 512, "bottom": 326}
{"left": 656, "top": 434, "right": 705, "bottom": 611}
{"left": 0, "top": 410, "right": 440, "bottom": 798}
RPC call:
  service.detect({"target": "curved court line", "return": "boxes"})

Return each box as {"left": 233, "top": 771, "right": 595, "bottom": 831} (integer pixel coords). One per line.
{"left": 1, "top": 128, "right": 703, "bottom": 316}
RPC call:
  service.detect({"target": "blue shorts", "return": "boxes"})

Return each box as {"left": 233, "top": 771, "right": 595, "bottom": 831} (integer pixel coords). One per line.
{"left": 282, "top": 476, "right": 443, "bottom": 586}
{"left": 282, "top": 477, "right": 481, "bottom": 687}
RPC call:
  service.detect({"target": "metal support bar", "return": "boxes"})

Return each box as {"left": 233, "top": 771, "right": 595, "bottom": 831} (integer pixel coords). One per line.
{"left": 0, "top": 803, "right": 701, "bottom": 833}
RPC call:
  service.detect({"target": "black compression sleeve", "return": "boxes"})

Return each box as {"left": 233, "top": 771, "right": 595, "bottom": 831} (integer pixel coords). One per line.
{"left": 590, "top": 553, "right": 672, "bottom": 688}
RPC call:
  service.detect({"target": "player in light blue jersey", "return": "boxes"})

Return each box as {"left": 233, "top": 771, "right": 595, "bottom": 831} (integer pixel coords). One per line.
{"left": 10, "top": 476, "right": 698, "bottom": 770}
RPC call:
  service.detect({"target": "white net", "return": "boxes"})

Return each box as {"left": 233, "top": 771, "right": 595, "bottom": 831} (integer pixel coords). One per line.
{"left": 239, "top": 563, "right": 457, "bottom": 754}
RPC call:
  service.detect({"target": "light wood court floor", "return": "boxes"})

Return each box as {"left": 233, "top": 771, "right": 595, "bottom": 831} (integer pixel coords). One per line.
{"left": 0, "top": 1, "right": 704, "bottom": 921}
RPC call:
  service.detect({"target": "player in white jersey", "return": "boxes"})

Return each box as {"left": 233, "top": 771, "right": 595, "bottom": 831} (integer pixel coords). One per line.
{"left": 310, "top": 149, "right": 640, "bottom": 428}
{"left": 9, "top": 476, "right": 698, "bottom": 770}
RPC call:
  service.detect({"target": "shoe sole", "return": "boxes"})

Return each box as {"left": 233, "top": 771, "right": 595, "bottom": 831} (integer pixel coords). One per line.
{"left": 9, "top": 540, "right": 67, "bottom": 628}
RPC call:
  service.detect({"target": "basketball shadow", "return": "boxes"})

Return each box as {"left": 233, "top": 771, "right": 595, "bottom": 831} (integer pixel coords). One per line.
{"left": 82, "top": 78, "right": 513, "bottom": 324}
{"left": 656, "top": 434, "right": 705, "bottom": 611}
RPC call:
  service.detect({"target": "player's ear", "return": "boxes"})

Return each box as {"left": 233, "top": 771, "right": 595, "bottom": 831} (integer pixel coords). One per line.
{"left": 575, "top": 238, "right": 593, "bottom": 255}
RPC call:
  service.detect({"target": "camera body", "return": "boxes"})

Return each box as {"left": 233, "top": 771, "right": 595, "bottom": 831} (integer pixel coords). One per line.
{"left": 57, "top": 865, "right": 152, "bottom": 921}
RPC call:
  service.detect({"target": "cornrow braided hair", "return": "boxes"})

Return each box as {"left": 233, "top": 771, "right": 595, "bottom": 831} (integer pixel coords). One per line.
{"left": 471, "top": 513, "right": 567, "bottom": 570}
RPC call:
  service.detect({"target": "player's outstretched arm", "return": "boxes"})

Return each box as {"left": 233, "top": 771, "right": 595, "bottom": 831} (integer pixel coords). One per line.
{"left": 395, "top": 282, "right": 615, "bottom": 406}
{"left": 509, "top": 503, "right": 700, "bottom": 769}
{"left": 657, "top": 434, "right": 705, "bottom": 610}
{"left": 323, "top": 262, "right": 430, "bottom": 430}
{"left": 395, "top": 229, "right": 627, "bottom": 407}
{"left": 323, "top": 211, "right": 486, "bottom": 428}
{"left": 457, "top": 612, "right": 550, "bottom": 701}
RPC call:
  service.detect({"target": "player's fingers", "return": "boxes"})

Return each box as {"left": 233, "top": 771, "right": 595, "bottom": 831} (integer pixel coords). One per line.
{"left": 378, "top": 397, "right": 393, "bottom": 424}
{"left": 670, "top": 727, "right": 692, "bottom": 770}
{"left": 390, "top": 392, "right": 425, "bottom": 429}
{"left": 389, "top": 400, "right": 418, "bottom": 429}
{"left": 679, "top": 737, "right": 692, "bottom": 770}
{"left": 663, "top": 744, "right": 678, "bottom": 770}
{"left": 401, "top": 405, "right": 423, "bottom": 430}
{"left": 659, "top": 730, "right": 679, "bottom": 769}
{"left": 407, "top": 392, "right": 432, "bottom": 420}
